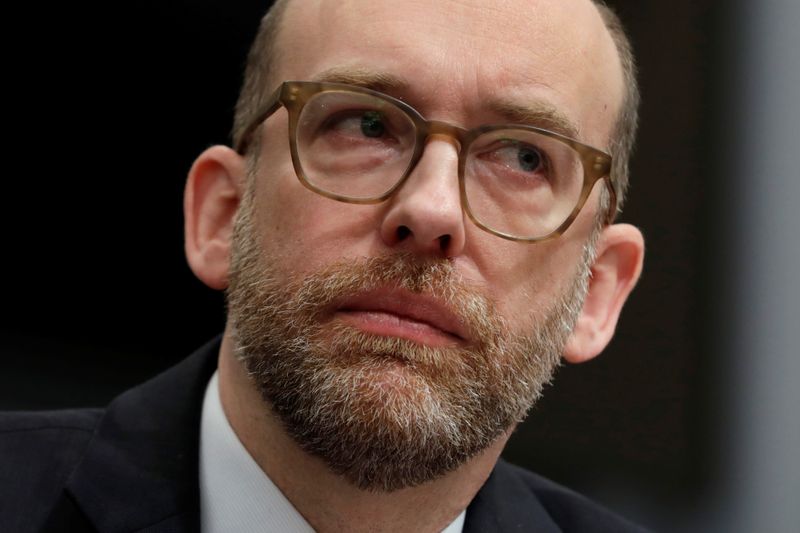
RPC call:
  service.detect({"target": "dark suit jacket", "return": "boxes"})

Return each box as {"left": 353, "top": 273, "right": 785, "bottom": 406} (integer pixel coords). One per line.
{"left": 1, "top": 338, "right": 648, "bottom": 533}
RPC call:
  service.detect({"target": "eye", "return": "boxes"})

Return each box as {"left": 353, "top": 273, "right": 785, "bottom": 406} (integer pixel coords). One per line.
{"left": 483, "top": 141, "right": 547, "bottom": 175}
{"left": 321, "top": 109, "right": 392, "bottom": 142}
{"left": 359, "top": 111, "right": 385, "bottom": 138}
{"left": 516, "top": 146, "right": 542, "bottom": 172}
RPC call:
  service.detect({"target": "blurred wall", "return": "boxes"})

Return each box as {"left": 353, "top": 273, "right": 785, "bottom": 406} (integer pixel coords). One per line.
{"left": 702, "top": 0, "right": 800, "bottom": 531}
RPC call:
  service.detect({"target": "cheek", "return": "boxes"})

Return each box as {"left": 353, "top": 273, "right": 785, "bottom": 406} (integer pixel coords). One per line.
{"left": 252, "top": 166, "right": 385, "bottom": 276}
{"left": 467, "top": 231, "right": 588, "bottom": 329}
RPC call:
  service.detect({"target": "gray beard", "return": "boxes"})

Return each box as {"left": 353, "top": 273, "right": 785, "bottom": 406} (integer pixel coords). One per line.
{"left": 225, "top": 198, "right": 591, "bottom": 492}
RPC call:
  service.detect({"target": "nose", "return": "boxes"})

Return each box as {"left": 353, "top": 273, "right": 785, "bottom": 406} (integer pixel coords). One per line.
{"left": 379, "top": 136, "right": 467, "bottom": 257}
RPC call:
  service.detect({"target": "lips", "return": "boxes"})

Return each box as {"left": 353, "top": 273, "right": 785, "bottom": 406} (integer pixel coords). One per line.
{"left": 331, "top": 288, "right": 469, "bottom": 346}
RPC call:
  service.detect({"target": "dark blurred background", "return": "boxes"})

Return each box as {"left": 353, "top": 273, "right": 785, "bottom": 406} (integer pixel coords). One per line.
{"left": 2, "top": 1, "right": 798, "bottom": 531}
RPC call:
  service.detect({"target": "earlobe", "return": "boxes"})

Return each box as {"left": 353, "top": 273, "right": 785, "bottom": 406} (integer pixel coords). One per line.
{"left": 563, "top": 223, "right": 644, "bottom": 363}
{"left": 184, "top": 145, "right": 245, "bottom": 290}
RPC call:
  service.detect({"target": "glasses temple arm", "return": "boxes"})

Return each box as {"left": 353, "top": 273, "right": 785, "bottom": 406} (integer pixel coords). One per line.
{"left": 235, "top": 85, "right": 285, "bottom": 154}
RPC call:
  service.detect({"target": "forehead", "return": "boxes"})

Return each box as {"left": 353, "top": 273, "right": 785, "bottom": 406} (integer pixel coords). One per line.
{"left": 275, "top": 0, "right": 623, "bottom": 147}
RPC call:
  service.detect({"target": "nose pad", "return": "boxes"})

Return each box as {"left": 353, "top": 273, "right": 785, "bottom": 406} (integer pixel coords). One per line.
{"left": 379, "top": 137, "right": 467, "bottom": 257}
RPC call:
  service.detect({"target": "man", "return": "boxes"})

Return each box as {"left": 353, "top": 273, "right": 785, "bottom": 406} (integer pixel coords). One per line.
{"left": 1, "top": 0, "right": 646, "bottom": 531}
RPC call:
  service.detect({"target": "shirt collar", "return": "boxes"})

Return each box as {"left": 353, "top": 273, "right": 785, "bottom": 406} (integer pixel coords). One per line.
{"left": 200, "top": 371, "right": 314, "bottom": 532}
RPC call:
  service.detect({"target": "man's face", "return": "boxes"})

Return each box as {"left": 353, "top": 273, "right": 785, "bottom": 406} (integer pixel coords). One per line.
{"left": 226, "top": 0, "right": 625, "bottom": 491}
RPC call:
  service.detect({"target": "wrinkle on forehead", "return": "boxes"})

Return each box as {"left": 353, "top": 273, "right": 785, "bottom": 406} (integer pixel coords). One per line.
{"left": 284, "top": 0, "right": 614, "bottom": 63}
{"left": 289, "top": 0, "right": 614, "bottom": 55}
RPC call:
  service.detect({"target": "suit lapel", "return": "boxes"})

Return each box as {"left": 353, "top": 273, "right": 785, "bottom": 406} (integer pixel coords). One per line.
{"left": 63, "top": 337, "right": 220, "bottom": 533}
{"left": 464, "top": 459, "right": 561, "bottom": 533}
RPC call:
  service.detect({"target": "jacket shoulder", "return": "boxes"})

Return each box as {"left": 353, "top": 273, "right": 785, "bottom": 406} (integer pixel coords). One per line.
{"left": 0, "top": 408, "right": 101, "bottom": 433}
{"left": 0, "top": 409, "right": 102, "bottom": 533}
{"left": 466, "top": 459, "right": 651, "bottom": 532}
{"left": 508, "top": 461, "right": 648, "bottom": 531}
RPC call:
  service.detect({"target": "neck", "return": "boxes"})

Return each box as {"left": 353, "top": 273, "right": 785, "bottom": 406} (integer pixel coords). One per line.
{"left": 217, "top": 329, "right": 509, "bottom": 533}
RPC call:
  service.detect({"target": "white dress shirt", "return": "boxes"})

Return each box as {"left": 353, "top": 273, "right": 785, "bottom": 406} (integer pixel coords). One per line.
{"left": 199, "top": 371, "right": 466, "bottom": 533}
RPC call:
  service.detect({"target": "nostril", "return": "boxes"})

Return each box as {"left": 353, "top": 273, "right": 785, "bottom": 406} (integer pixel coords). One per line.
{"left": 389, "top": 225, "right": 455, "bottom": 255}
{"left": 396, "top": 225, "right": 411, "bottom": 241}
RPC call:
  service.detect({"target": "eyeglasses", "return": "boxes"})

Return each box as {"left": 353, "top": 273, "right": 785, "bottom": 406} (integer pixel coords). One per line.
{"left": 236, "top": 81, "right": 617, "bottom": 243}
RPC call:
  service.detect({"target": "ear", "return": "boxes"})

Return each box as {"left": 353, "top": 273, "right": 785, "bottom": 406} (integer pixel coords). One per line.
{"left": 184, "top": 145, "right": 245, "bottom": 290}
{"left": 563, "top": 223, "right": 644, "bottom": 363}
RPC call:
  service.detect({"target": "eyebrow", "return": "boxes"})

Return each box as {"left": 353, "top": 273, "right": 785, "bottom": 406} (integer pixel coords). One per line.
{"left": 308, "top": 67, "right": 580, "bottom": 139}
{"left": 488, "top": 100, "right": 580, "bottom": 140}
{"left": 310, "top": 67, "right": 409, "bottom": 93}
